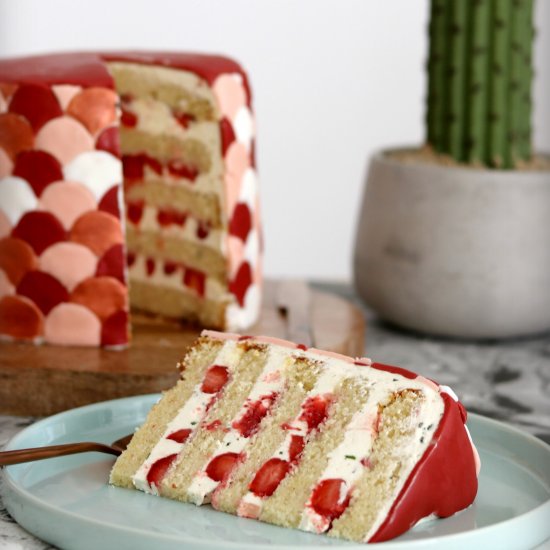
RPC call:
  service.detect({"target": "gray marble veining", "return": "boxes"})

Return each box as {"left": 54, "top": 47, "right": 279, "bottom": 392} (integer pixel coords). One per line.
{"left": 1, "top": 283, "right": 549, "bottom": 549}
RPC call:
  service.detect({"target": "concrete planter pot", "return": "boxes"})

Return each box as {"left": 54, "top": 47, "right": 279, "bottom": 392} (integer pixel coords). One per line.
{"left": 354, "top": 149, "right": 550, "bottom": 339}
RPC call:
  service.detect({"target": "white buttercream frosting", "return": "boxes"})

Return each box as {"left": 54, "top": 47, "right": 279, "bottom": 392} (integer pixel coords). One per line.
{"left": 132, "top": 340, "right": 239, "bottom": 494}
{"left": 186, "top": 345, "right": 294, "bottom": 505}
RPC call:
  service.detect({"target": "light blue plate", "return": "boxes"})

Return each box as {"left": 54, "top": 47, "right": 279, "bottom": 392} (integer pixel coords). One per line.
{"left": 1, "top": 394, "right": 550, "bottom": 550}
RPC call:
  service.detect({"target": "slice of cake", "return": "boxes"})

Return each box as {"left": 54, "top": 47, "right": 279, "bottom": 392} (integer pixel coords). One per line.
{"left": 0, "top": 52, "right": 261, "bottom": 347}
{"left": 110, "top": 331, "right": 480, "bottom": 543}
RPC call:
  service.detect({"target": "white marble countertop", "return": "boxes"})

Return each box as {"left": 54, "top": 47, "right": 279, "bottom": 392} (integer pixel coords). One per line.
{"left": 1, "top": 283, "right": 549, "bottom": 549}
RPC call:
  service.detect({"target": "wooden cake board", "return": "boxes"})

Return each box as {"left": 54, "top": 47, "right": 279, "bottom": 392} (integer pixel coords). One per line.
{"left": 0, "top": 281, "right": 365, "bottom": 417}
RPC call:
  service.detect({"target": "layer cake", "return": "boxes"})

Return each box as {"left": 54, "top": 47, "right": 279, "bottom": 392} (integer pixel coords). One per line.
{"left": 0, "top": 52, "right": 261, "bottom": 347}
{"left": 110, "top": 331, "right": 480, "bottom": 543}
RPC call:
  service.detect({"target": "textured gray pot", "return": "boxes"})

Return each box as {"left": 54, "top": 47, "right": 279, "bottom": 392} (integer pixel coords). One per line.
{"left": 354, "top": 149, "right": 550, "bottom": 339}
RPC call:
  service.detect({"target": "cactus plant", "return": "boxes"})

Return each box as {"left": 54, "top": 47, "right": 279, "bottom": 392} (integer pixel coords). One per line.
{"left": 426, "top": 0, "right": 534, "bottom": 169}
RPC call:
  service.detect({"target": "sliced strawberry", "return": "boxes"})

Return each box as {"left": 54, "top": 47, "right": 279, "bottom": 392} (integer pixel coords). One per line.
{"left": 205, "top": 452, "right": 239, "bottom": 482}
{"left": 201, "top": 365, "right": 229, "bottom": 394}
{"left": 126, "top": 201, "right": 144, "bottom": 225}
{"left": 300, "top": 395, "right": 331, "bottom": 433}
{"left": 174, "top": 112, "right": 195, "bottom": 129}
{"left": 229, "top": 202, "right": 252, "bottom": 242}
{"left": 196, "top": 220, "right": 210, "bottom": 240}
{"left": 167, "top": 429, "right": 192, "bottom": 444}
{"left": 205, "top": 419, "right": 222, "bottom": 431}
{"left": 233, "top": 393, "right": 278, "bottom": 438}
{"left": 157, "top": 208, "right": 186, "bottom": 227}
{"left": 167, "top": 159, "right": 199, "bottom": 181}
{"left": 183, "top": 267, "right": 205, "bottom": 297}
{"left": 310, "top": 478, "right": 349, "bottom": 521}
{"left": 145, "top": 258, "right": 155, "bottom": 276}
{"left": 163, "top": 261, "right": 178, "bottom": 275}
{"left": 147, "top": 453, "right": 177, "bottom": 488}
{"left": 249, "top": 458, "right": 290, "bottom": 497}
{"left": 120, "top": 107, "right": 137, "bottom": 128}
{"left": 288, "top": 435, "right": 305, "bottom": 462}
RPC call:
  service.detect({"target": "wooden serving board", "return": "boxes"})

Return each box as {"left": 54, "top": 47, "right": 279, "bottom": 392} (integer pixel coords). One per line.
{"left": 0, "top": 281, "right": 365, "bottom": 417}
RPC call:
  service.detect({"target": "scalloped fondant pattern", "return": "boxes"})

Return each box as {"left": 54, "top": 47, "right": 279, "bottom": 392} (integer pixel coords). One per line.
{"left": 0, "top": 81, "right": 128, "bottom": 347}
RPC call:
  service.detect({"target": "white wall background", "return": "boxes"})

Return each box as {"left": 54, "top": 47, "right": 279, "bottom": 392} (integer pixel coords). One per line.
{"left": 1, "top": 0, "right": 548, "bottom": 282}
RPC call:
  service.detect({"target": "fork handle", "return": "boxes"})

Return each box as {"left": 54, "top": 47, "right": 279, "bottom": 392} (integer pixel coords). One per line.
{"left": 0, "top": 442, "right": 120, "bottom": 466}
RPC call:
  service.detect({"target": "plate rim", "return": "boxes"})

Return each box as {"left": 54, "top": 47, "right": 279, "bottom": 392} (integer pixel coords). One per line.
{"left": 2, "top": 394, "right": 550, "bottom": 549}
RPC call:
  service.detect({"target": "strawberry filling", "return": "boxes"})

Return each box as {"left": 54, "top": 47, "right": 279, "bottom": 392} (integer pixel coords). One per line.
{"left": 310, "top": 478, "right": 350, "bottom": 522}
{"left": 184, "top": 267, "right": 206, "bottom": 297}
{"left": 288, "top": 435, "right": 305, "bottom": 462}
{"left": 205, "top": 452, "right": 240, "bottom": 482}
{"left": 300, "top": 394, "right": 332, "bottom": 432}
{"left": 233, "top": 393, "right": 279, "bottom": 438}
{"left": 201, "top": 365, "right": 229, "bottom": 394}
{"left": 166, "top": 429, "right": 192, "bottom": 444}
{"left": 249, "top": 458, "right": 290, "bottom": 497}
{"left": 147, "top": 453, "right": 178, "bottom": 488}
{"left": 157, "top": 208, "right": 187, "bottom": 227}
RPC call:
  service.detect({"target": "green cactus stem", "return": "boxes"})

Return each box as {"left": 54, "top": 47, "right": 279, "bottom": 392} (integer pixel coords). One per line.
{"left": 466, "top": 0, "right": 490, "bottom": 165}
{"left": 426, "top": 0, "right": 534, "bottom": 169}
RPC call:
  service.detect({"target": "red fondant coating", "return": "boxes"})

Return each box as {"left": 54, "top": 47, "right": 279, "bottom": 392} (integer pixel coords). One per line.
{"left": 369, "top": 392, "right": 478, "bottom": 542}
{"left": 13, "top": 150, "right": 63, "bottom": 197}
{"left": 17, "top": 270, "right": 69, "bottom": 315}
{"left": 220, "top": 117, "right": 236, "bottom": 156}
{"left": 70, "top": 276, "right": 127, "bottom": 321}
{"left": 229, "top": 203, "right": 252, "bottom": 242}
{"left": 100, "top": 309, "right": 128, "bottom": 347}
{"left": 67, "top": 87, "right": 117, "bottom": 135}
{"left": 0, "top": 113, "right": 34, "bottom": 160}
{"left": 70, "top": 210, "right": 123, "bottom": 256}
{"left": 8, "top": 83, "right": 63, "bottom": 132}
{"left": 96, "top": 244, "right": 125, "bottom": 283}
{"left": 98, "top": 185, "right": 121, "bottom": 218}
{"left": 0, "top": 237, "right": 38, "bottom": 285}
{"left": 370, "top": 362, "right": 418, "bottom": 381}
{"left": 12, "top": 211, "right": 66, "bottom": 255}
{"left": 229, "top": 262, "right": 252, "bottom": 307}
{"left": 95, "top": 126, "right": 120, "bottom": 157}
{"left": 0, "top": 294, "right": 43, "bottom": 339}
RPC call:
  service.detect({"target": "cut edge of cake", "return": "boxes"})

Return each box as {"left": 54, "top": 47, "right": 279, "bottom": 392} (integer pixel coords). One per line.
{"left": 0, "top": 51, "right": 262, "bottom": 348}
{"left": 110, "top": 330, "right": 480, "bottom": 543}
